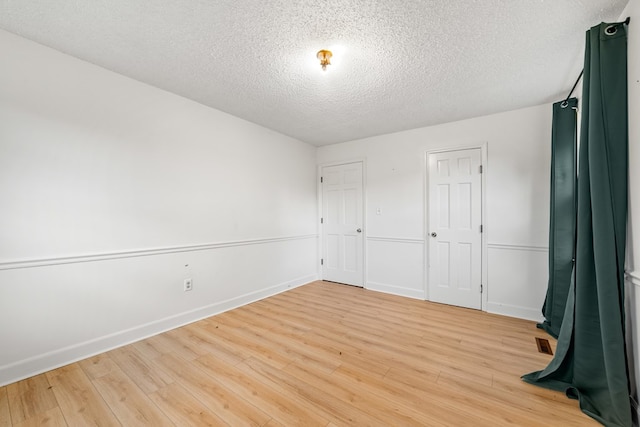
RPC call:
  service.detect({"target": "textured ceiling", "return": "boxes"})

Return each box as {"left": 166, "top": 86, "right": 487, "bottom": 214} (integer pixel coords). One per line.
{"left": 0, "top": 0, "right": 629, "bottom": 146}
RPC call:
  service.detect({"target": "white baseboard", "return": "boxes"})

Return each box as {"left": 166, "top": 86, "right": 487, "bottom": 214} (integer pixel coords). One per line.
{"left": 486, "top": 301, "right": 543, "bottom": 322}
{"left": 366, "top": 281, "right": 425, "bottom": 300}
{"left": 0, "top": 274, "right": 317, "bottom": 387}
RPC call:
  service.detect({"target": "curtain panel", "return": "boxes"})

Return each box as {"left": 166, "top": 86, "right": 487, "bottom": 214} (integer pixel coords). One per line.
{"left": 523, "top": 21, "right": 630, "bottom": 427}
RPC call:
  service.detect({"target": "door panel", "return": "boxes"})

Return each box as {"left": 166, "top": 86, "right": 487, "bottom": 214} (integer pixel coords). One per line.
{"left": 322, "top": 162, "right": 364, "bottom": 286}
{"left": 438, "top": 185, "right": 450, "bottom": 227}
{"left": 428, "top": 149, "right": 482, "bottom": 309}
{"left": 458, "top": 243, "right": 472, "bottom": 290}
{"left": 436, "top": 242, "right": 450, "bottom": 286}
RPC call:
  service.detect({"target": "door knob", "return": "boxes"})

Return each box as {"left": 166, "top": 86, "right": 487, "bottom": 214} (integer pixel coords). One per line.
{"left": 431, "top": 232, "right": 437, "bottom": 237}
{"left": 356, "top": 228, "right": 362, "bottom": 233}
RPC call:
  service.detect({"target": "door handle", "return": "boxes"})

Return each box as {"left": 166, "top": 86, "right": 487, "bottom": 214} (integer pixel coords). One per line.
{"left": 431, "top": 232, "right": 437, "bottom": 237}
{"left": 356, "top": 228, "right": 362, "bottom": 233}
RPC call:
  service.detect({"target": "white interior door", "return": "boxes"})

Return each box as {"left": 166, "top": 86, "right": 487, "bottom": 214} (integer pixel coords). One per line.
{"left": 321, "top": 162, "right": 364, "bottom": 286}
{"left": 428, "top": 149, "right": 482, "bottom": 309}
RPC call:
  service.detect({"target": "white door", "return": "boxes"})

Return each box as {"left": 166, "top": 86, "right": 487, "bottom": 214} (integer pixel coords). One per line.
{"left": 428, "top": 149, "right": 482, "bottom": 309}
{"left": 321, "top": 162, "right": 364, "bottom": 286}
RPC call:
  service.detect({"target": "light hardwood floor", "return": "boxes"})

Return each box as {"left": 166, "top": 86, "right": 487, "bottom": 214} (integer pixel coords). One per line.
{"left": 0, "top": 281, "right": 596, "bottom": 426}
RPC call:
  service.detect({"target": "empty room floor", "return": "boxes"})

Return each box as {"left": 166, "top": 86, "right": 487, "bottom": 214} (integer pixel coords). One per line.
{"left": 0, "top": 281, "right": 595, "bottom": 426}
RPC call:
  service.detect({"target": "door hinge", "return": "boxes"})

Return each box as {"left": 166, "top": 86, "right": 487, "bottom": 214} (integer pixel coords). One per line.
{"left": 480, "top": 284, "right": 483, "bottom": 293}
{"left": 480, "top": 224, "right": 483, "bottom": 233}
{"left": 479, "top": 165, "right": 483, "bottom": 174}
{"left": 321, "top": 258, "right": 324, "bottom": 265}
{"left": 320, "top": 176, "right": 323, "bottom": 183}
{"left": 321, "top": 217, "right": 324, "bottom": 224}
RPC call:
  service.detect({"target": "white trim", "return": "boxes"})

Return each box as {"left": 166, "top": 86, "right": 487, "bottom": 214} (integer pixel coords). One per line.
{"left": 317, "top": 157, "right": 368, "bottom": 168}
{"left": 424, "top": 142, "right": 489, "bottom": 309}
{"left": 0, "top": 273, "right": 317, "bottom": 387}
{"left": 480, "top": 143, "right": 489, "bottom": 311}
{"left": 626, "top": 270, "right": 640, "bottom": 287}
{"left": 366, "top": 281, "right": 425, "bottom": 300}
{"left": 487, "top": 243, "right": 549, "bottom": 253}
{"left": 362, "top": 160, "right": 369, "bottom": 288}
{"left": 317, "top": 159, "right": 368, "bottom": 288}
{"left": 0, "top": 234, "right": 318, "bottom": 271}
{"left": 367, "top": 236, "right": 424, "bottom": 244}
{"left": 423, "top": 150, "right": 429, "bottom": 301}
{"left": 486, "top": 302, "right": 544, "bottom": 322}
{"left": 316, "top": 167, "right": 324, "bottom": 279}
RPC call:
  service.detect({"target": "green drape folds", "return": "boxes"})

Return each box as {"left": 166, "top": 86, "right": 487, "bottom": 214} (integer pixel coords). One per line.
{"left": 523, "top": 21, "right": 630, "bottom": 427}
{"left": 539, "top": 97, "right": 578, "bottom": 339}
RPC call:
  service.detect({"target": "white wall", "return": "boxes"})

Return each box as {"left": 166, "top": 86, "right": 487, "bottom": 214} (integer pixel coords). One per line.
{"left": 0, "top": 30, "right": 318, "bottom": 386}
{"left": 620, "top": 0, "right": 640, "bottom": 410}
{"left": 318, "top": 104, "right": 552, "bottom": 320}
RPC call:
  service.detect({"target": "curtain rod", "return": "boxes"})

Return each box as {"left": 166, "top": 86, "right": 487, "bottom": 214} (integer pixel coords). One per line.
{"left": 562, "top": 70, "right": 583, "bottom": 106}
{"left": 562, "top": 17, "right": 630, "bottom": 106}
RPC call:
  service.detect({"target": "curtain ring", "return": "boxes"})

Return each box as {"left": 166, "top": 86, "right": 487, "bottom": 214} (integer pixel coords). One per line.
{"left": 605, "top": 25, "right": 617, "bottom": 35}
{"left": 561, "top": 100, "right": 569, "bottom": 108}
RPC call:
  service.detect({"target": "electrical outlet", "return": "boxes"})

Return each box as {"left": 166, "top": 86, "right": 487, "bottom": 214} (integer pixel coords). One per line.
{"left": 184, "top": 278, "right": 193, "bottom": 292}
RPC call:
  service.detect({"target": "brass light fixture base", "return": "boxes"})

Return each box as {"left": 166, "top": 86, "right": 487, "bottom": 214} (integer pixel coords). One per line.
{"left": 317, "top": 49, "right": 332, "bottom": 71}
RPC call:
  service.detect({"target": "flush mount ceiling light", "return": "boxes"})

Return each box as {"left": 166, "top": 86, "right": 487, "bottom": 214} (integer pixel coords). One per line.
{"left": 316, "top": 49, "right": 332, "bottom": 71}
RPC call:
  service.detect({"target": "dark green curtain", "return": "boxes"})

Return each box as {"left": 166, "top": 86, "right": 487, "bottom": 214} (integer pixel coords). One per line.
{"left": 538, "top": 97, "right": 578, "bottom": 339}
{"left": 523, "top": 21, "right": 630, "bottom": 427}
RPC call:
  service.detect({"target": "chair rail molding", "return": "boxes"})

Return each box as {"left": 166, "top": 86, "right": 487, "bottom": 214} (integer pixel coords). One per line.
{"left": 0, "top": 234, "right": 319, "bottom": 271}
{"left": 626, "top": 270, "right": 640, "bottom": 287}
{"left": 487, "top": 242, "right": 549, "bottom": 253}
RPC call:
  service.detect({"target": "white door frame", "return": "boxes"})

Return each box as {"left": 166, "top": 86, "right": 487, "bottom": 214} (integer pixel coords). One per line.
{"left": 317, "top": 159, "right": 367, "bottom": 287}
{"left": 423, "top": 143, "right": 488, "bottom": 311}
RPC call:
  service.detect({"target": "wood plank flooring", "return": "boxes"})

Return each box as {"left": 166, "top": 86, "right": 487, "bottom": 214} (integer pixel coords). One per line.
{"left": 0, "top": 281, "right": 596, "bottom": 426}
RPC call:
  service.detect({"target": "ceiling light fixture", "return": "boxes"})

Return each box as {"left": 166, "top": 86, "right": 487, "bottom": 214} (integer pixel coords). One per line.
{"left": 316, "top": 49, "right": 332, "bottom": 71}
